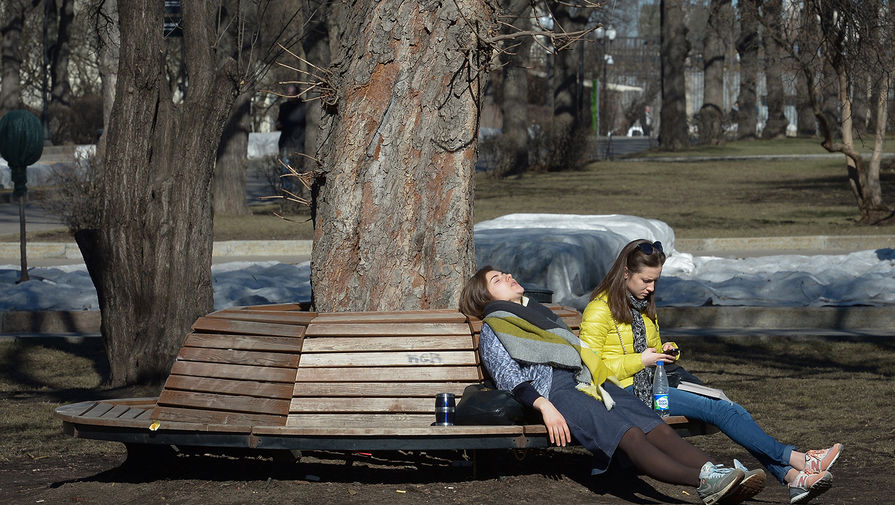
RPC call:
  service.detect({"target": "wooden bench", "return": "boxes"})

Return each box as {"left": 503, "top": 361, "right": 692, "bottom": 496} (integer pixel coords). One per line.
{"left": 55, "top": 304, "right": 714, "bottom": 455}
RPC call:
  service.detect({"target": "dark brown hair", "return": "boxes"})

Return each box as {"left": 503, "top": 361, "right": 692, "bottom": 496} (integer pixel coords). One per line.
{"left": 589, "top": 239, "right": 666, "bottom": 324}
{"left": 459, "top": 265, "right": 495, "bottom": 319}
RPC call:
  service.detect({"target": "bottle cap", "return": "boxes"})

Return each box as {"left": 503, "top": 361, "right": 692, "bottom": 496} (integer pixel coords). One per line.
{"left": 657, "top": 360, "right": 664, "bottom": 366}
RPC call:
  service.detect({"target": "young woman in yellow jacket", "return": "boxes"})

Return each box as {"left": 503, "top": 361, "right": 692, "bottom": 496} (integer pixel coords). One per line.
{"left": 579, "top": 239, "right": 841, "bottom": 505}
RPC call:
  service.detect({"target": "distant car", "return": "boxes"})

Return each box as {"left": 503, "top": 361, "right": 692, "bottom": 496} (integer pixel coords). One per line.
{"left": 626, "top": 125, "right": 644, "bottom": 137}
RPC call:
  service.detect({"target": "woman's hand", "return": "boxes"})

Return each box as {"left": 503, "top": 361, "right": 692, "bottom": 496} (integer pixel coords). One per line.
{"left": 532, "top": 397, "right": 571, "bottom": 446}
{"left": 641, "top": 347, "right": 677, "bottom": 367}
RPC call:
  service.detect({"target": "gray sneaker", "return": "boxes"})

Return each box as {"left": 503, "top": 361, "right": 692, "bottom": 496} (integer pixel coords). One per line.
{"left": 789, "top": 470, "right": 833, "bottom": 504}
{"left": 697, "top": 462, "right": 744, "bottom": 505}
{"left": 719, "top": 459, "right": 766, "bottom": 504}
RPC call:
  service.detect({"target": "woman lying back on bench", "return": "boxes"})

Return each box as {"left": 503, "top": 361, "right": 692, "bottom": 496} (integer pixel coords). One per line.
{"left": 460, "top": 266, "right": 759, "bottom": 505}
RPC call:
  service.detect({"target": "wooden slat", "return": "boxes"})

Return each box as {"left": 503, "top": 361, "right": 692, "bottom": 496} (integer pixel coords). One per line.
{"left": 304, "top": 322, "right": 471, "bottom": 337}
{"left": 206, "top": 310, "right": 317, "bottom": 325}
{"left": 253, "top": 303, "right": 311, "bottom": 311}
{"left": 294, "top": 366, "right": 481, "bottom": 382}
{"left": 310, "top": 310, "right": 466, "bottom": 324}
{"left": 101, "top": 404, "right": 134, "bottom": 419}
{"left": 290, "top": 397, "right": 433, "bottom": 414}
{"left": 183, "top": 332, "right": 304, "bottom": 352}
{"left": 163, "top": 375, "right": 294, "bottom": 399}
{"left": 255, "top": 423, "right": 527, "bottom": 436}
{"left": 298, "top": 350, "right": 476, "bottom": 367}
{"left": 152, "top": 405, "right": 283, "bottom": 427}
{"left": 285, "top": 413, "right": 435, "bottom": 428}
{"left": 191, "top": 317, "right": 304, "bottom": 337}
{"left": 55, "top": 400, "right": 101, "bottom": 418}
{"left": 82, "top": 402, "right": 116, "bottom": 419}
{"left": 170, "top": 361, "right": 298, "bottom": 383}
{"left": 300, "top": 335, "right": 473, "bottom": 352}
{"left": 214, "top": 303, "right": 310, "bottom": 313}
{"left": 158, "top": 390, "right": 291, "bottom": 416}
{"left": 120, "top": 406, "right": 151, "bottom": 420}
{"left": 177, "top": 347, "right": 300, "bottom": 368}
{"left": 293, "top": 382, "right": 471, "bottom": 397}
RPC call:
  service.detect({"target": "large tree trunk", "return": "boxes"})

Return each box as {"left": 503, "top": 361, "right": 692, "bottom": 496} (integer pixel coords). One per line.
{"left": 78, "top": 1, "right": 239, "bottom": 386}
{"left": 311, "top": 0, "right": 495, "bottom": 312}
{"left": 736, "top": 0, "right": 759, "bottom": 139}
{"left": 214, "top": 91, "right": 251, "bottom": 216}
{"left": 697, "top": 0, "right": 730, "bottom": 145}
{"left": 762, "top": 0, "right": 788, "bottom": 139}
{"left": 659, "top": 0, "right": 690, "bottom": 150}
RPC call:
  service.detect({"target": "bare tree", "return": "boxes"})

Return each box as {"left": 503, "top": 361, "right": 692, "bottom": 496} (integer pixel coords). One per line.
{"left": 0, "top": 0, "right": 41, "bottom": 116}
{"left": 697, "top": 0, "right": 731, "bottom": 145}
{"left": 48, "top": 0, "right": 74, "bottom": 107}
{"left": 659, "top": 0, "right": 690, "bottom": 150}
{"left": 493, "top": 0, "right": 533, "bottom": 176}
{"left": 789, "top": 0, "right": 894, "bottom": 224}
{"left": 736, "top": 0, "right": 759, "bottom": 139}
{"left": 762, "top": 0, "right": 789, "bottom": 138}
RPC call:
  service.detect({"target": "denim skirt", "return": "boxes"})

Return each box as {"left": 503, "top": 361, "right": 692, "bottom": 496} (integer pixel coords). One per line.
{"left": 548, "top": 368, "right": 664, "bottom": 475}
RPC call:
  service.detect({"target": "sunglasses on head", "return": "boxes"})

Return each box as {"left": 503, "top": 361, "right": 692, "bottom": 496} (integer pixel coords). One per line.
{"left": 636, "top": 241, "right": 664, "bottom": 255}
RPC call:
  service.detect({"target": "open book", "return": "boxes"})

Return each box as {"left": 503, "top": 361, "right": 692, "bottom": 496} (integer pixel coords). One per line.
{"left": 677, "top": 381, "right": 732, "bottom": 403}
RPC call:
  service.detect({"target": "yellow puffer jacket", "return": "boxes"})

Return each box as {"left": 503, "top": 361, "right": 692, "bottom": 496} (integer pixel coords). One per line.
{"left": 579, "top": 292, "right": 665, "bottom": 389}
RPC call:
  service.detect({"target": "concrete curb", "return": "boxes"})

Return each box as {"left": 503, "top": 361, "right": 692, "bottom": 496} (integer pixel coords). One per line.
{"left": 3, "top": 305, "right": 894, "bottom": 336}
{"left": 2, "top": 236, "right": 892, "bottom": 261}
{"left": 0, "top": 240, "right": 314, "bottom": 261}
{"left": 659, "top": 305, "right": 895, "bottom": 330}
{"left": 676, "top": 235, "right": 895, "bottom": 254}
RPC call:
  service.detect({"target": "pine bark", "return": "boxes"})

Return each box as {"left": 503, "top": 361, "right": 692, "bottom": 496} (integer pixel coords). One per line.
{"left": 311, "top": 0, "right": 496, "bottom": 312}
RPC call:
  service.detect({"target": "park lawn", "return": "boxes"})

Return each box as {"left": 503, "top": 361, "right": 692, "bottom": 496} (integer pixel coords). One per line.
{"left": 630, "top": 136, "right": 895, "bottom": 157}
{"left": 474, "top": 155, "right": 895, "bottom": 238}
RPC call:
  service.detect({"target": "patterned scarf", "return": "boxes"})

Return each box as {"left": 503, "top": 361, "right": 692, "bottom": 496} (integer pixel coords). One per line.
{"left": 628, "top": 293, "right": 653, "bottom": 406}
{"left": 482, "top": 299, "right": 618, "bottom": 404}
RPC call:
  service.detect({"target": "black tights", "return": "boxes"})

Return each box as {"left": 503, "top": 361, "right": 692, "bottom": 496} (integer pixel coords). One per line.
{"left": 617, "top": 422, "right": 715, "bottom": 486}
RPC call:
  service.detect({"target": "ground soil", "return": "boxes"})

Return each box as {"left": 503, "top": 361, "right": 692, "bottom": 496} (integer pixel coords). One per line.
{"left": 0, "top": 444, "right": 878, "bottom": 505}
{"left": 2, "top": 336, "right": 891, "bottom": 504}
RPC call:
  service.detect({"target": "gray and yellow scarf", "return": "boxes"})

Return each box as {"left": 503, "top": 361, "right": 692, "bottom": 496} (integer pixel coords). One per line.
{"left": 482, "top": 299, "right": 619, "bottom": 405}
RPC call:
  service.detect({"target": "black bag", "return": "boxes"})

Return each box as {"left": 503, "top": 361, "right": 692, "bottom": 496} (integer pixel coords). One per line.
{"left": 454, "top": 384, "right": 541, "bottom": 425}
{"left": 664, "top": 362, "right": 703, "bottom": 388}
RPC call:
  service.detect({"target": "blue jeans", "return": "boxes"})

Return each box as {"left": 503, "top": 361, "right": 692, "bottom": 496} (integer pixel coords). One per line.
{"left": 626, "top": 385, "right": 795, "bottom": 483}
